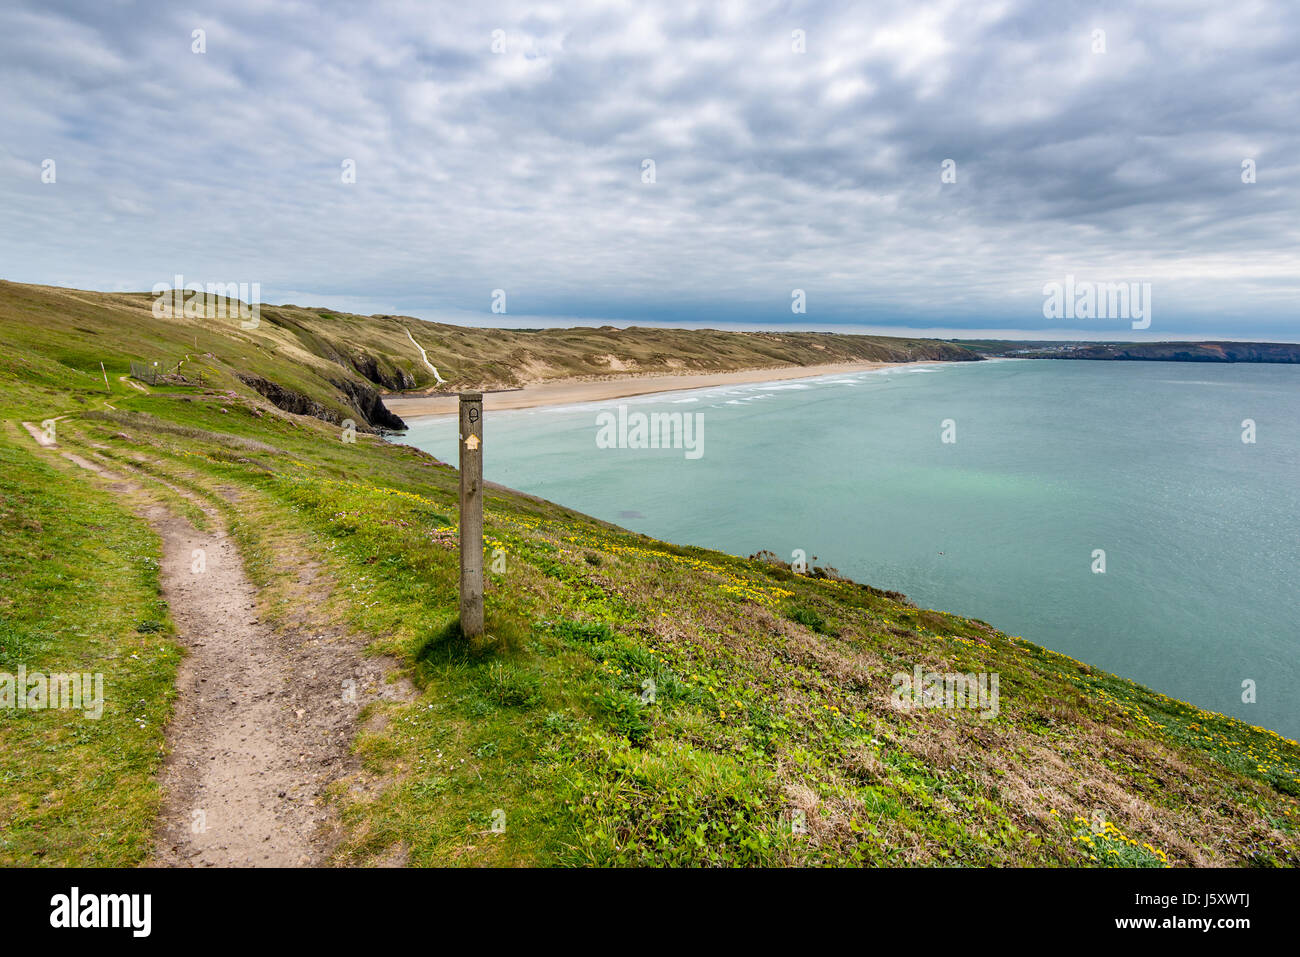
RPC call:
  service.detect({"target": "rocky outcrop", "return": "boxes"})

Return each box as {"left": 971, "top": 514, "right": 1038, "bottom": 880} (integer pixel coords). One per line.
{"left": 234, "top": 372, "right": 406, "bottom": 432}
{"left": 348, "top": 351, "right": 417, "bottom": 391}
{"left": 749, "top": 549, "right": 916, "bottom": 606}
{"left": 332, "top": 375, "right": 407, "bottom": 429}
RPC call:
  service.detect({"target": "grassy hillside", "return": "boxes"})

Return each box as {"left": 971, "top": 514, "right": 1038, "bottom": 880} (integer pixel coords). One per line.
{"left": 1, "top": 283, "right": 1297, "bottom": 867}
{"left": 365, "top": 321, "right": 981, "bottom": 389}
{"left": 0, "top": 281, "right": 979, "bottom": 433}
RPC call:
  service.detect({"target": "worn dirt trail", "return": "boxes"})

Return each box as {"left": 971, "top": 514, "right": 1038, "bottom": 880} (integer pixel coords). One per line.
{"left": 29, "top": 434, "right": 406, "bottom": 866}
{"left": 146, "top": 488, "right": 409, "bottom": 867}
{"left": 149, "top": 502, "right": 335, "bottom": 866}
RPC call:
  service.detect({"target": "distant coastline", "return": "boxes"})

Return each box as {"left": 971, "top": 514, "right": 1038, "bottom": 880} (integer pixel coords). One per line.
{"left": 959, "top": 339, "right": 1300, "bottom": 363}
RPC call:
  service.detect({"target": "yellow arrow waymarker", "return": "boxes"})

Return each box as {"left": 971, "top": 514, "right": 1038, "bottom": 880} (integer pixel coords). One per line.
{"left": 464, "top": 433, "right": 480, "bottom": 450}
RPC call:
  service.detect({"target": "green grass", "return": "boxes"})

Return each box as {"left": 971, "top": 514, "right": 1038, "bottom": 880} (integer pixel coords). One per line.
{"left": 1, "top": 279, "right": 1297, "bottom": 867}
{"left": 46, "top": 402, "right": 1295, "bottom": 867}
{"left": 0, "top": 434, "right": 180, "bottom": 866}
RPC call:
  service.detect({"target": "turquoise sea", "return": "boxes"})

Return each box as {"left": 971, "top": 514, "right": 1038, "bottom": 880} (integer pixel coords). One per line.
{"left": 401, "top": 359, "right": 1300, "bottom": 740}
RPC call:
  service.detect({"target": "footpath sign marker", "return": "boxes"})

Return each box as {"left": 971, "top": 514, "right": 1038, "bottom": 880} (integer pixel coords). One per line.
{"left": 459, "top": 392, "right": 484, "bottom": 637}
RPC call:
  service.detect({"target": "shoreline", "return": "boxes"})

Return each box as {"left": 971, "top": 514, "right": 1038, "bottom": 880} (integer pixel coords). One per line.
{"left": 383, "top": 359, "right": 913, "bottom": 420}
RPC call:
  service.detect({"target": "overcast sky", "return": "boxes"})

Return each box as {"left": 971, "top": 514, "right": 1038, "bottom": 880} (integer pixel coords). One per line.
{"left": 2, "top": 0, "right": 1297, "bottom": 339}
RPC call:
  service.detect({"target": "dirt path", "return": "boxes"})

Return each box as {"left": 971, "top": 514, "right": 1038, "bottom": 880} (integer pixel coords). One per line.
{"left": 149, "top": 503, "right": 334, "bottom": 865}
{"left": 147, "top": 489, "right": 409, "bottom": 866}
{"left": 30, "top": 435, "right": 406, "bottom": 866}
{"left": 20, "top": 416, "right": 67, "bottom": 447}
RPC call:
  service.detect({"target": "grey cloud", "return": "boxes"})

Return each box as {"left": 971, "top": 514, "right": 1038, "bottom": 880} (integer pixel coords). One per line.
{"left": 0, "top": 0, "right": 1297, "bottom": 338}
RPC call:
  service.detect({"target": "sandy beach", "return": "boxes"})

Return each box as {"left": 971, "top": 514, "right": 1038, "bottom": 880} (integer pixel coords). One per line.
{"left": 382, "top": 359, "right": 908, "bottom": 420}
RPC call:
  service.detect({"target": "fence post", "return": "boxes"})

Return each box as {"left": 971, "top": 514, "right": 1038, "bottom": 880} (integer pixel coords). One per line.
{"left": 458, "top": 393, "right": 484, "bottom": 637}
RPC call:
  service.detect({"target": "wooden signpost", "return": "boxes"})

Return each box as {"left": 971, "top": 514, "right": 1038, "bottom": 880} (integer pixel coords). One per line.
{"left": 458, "top": 392, "right": 485, "bottom": 637}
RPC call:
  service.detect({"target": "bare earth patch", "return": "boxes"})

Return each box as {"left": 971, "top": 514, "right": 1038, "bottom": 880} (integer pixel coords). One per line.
{"left": 50, "top": 445, "right": 407, "bottom": 866}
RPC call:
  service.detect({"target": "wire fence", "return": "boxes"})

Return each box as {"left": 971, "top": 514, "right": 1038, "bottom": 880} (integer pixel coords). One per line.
{"left": 128, "top": 360, "right": 158, "bottom": 385}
